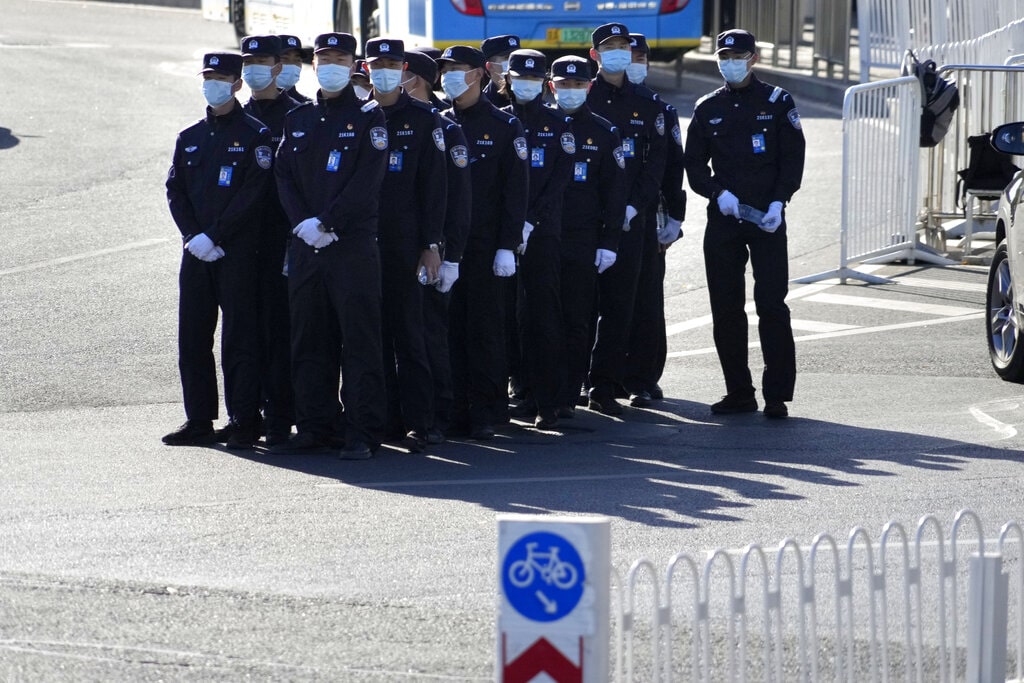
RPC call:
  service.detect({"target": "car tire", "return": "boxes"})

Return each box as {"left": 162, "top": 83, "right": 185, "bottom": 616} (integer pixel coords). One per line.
{"left": 986, "top": 241, "right": 1024, "bottom": 381}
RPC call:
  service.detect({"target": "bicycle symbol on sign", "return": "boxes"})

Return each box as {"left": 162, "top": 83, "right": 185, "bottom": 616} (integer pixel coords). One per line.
{"left": 507, "top": 542, "right": 579, "bottom": 590}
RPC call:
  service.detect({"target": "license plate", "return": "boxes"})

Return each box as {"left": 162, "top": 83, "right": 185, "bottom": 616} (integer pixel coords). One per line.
{"left": 546, "top": 27, "right": 594, "bottom": 45}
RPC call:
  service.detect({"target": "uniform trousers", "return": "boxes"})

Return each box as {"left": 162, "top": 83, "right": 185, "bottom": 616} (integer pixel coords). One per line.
{"left": 380, "top": 243, "right": 434, "bottom": 435}
{"left": 588, "top": 209, "right": 648, "bottom": 395}
{"left": 516, "top": 234, "right": 564, "bottom": 416}
{"left": 449, "top": 249, "right": 508, "bottom": 430}
{"left": 287, "top": 235, "right": 386, "bottom": 446}
{"left": 178, "top": 246, "right": 260, "bottom": 425}
{"left": 559, "top": 249, "right": 598, "bottom": 409}
{"left": 625, "top": 214, "right": 667, "bottom": 394}
{"left": 703, "top": 211, "right": 796, "bottom": 402}
{"left": 423, "top": 285, "right": 454, "bottom": 433}
{"left": 256, "top": 229, "right": 293, "bottom": 437}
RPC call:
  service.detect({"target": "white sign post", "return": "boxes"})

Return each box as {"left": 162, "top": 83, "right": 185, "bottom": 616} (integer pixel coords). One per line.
{"left": 496, "top": 515, "right": 611, "bottom": 683}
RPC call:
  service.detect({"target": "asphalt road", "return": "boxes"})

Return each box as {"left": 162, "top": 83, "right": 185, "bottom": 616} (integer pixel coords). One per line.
{"left": 1, "top": 1, "right": 1022, "bottom": 680}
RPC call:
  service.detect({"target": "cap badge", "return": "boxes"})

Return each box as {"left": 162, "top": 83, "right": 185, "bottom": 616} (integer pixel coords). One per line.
{"left": 725, "top": 36, "right": 734, "bottom": 45}
{"left": 210, "top": 56, "right": 220, "bottom": 65}
{"left": 611, "top": 26, "right": 621, "bottom": 34}
{"left": 381, "top": 42, "right": 390, "bottom": 52}
{"left": 509, "top": 37, "right": 517, "bottom": 45}
{"left": 525, "top": 58, "right": 534, "bottom": 68}
{"left": 566, "top": 64, "right": 576, "bottom": 73}
{"left": 328, "top": 36, "right": 338, "bottom": 45}
{"left": 248, "top": 39, "right": 258, "bottom": 49}
{"left": 443, "top": 48, "right": 453, "bottom": 58}
{"left": 288, "top": 38, "right": 297, "bottom": 46}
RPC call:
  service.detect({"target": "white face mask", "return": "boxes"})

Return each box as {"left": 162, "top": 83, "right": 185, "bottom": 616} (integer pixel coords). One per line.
{"left": 242, "top": 64, "right": 275, "bottom": 91}
{"left": 441, "top": 71, "right": 470, "bottom": 100}
{"left": 718, "top": 58, "right": 750, "bottom": 84}
{"left": 554, "top": 87, "right": 587, "bottom": 111}
{"left": 598, "top": 49, "right": 632, "bottom": 74}
{"left": 202, "top": 79, "right": 235, "bottom": 107}
{"left": 353, "top": 84, "right": 371, "bottom": 99}
{"left": 276, "top": 64, "right": 301, "bottom": 90}
{"left": 625, "top": 63, "right": 648, "bottom": 84}
{"left": 500, "top": 60, "right": 510, "bottom": 74}
{"left": 511, "top": 79, "right": 543, "bottom": 103}
{"left": 370, "top": 68, "right": 404, "bottom": 93}
{"left": 317, "top": 63, "right": 351, "bottom": 92}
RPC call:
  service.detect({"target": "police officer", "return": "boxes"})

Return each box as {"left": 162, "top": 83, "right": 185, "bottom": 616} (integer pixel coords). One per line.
{"left": 684, "top": 29, "right": 805, "bottom": 418}
{"left": 437, "top": 45, "right": 529, "bottom": 439}
{"left": 163, "top": 52, "right": 273, "bottom": 449}
{"left": 351, "top": 59, "right": 372, "bottom": 99}
{"left": 622, "top": 33, "right": 686, "bottom": 407}
{"left": 585, "top": 22, "right": 667, "bottom": 416}
{"left": 238, "top": 35, "right": 301, "bottom": 447}
{"left": 405, "top": 48, "right": 472, "bottom": 443}
{"left": 277, "top": 35, "right": 312, "bottom": 103}
{"left": 365, "top": 38, "right": 448, "bottom": 452}
{"left": 548, "top": 55, "right": 628, "bottom": 419}
{"left": 274, "top": 32, "right": 391, "bottom": 457}
{"left": 480, "top": 34, "right": 520, "bottom": 107}
{"left": 500, "top": 49, "right": 575, "bottom": 429}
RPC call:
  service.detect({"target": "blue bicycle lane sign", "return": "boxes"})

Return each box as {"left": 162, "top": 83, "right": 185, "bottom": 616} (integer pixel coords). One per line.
{"left": 501, "top": 531, "right": 585, "bottom": 622}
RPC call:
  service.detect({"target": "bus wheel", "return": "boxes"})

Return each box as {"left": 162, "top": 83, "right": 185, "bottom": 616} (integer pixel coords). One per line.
{"left": 231, "top": 0, "right": 246, "bottom": 40}
{"left": 334, "top": 0, "right": 352, "bottom": 33}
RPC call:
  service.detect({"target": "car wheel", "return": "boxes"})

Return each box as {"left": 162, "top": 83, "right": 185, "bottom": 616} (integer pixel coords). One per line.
{"left": 986, "top": 241, "right": 1024, "bottom": 381}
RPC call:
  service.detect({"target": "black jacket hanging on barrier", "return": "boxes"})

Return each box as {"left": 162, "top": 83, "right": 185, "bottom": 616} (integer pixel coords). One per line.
{"left": 904, "top": 50, "right": 959, "bottom": 148}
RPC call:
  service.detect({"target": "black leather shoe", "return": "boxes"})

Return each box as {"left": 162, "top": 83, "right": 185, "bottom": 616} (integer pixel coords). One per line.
{"left": 555, "top": 405, "right": 575, "bottom": 419}
{"left": 648, "top": 383, "right": 664, "bottom": 400}
{"left": 629, "top": 390, "right": 652, "bottom": 408}
{"left": 763, "top": 401, "right": 789, "bottom": 419}
{"left": 534, "top": 412, "right": 559, "bottom": 430}
{"left": 588, "top": 389, "right": 623, "bottom": 416}
{"left": 339, "top": 440, "right": 376, "bottom": 460}
{"left": 401, "top": 430, "right": 427, "bottom": 453}
{"left": 470, "top": 424, "right": 495, "bottom": 440}
{"left": 710, "top": 393, "right": 758, "bottom": 414}
{"left": 264, "top": 430, "right": 292, "bottom": 448}
{"left": 225, "top": 425, "right": 258, "bottom": 450}
{"left": 213, "top": 422, "right": 235, "bottom": 443}
{"left": 426, "top": 427, "right": 445, "bottom": 445}
{"left": 509, "top": 401, "right": 537, "bottom": 419}
{"left": 162, "top": 420, "right": 216, "bottom": 446}
{"left": 269, "top": 431, "right": 330, "bottom": 454}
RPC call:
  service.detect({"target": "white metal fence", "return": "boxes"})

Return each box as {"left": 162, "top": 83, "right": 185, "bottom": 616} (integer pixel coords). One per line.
{"left": 859, "top": 0, "right": 1024, "bottom": 80}
{"left": 612, "top": 510, "right": 1024, "bottom": 682}
{"left": 793, "top": 75, "right": 948, "bottom": 285}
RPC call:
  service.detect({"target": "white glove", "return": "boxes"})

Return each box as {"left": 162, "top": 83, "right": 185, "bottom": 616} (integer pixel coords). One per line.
{"left": 293, "top": 218, "right": 323, "bottom": 246}
{"left": 516, "top": 221, "right": 534, "bottom": 255}
{"left": 205, "top": 246, "right": 226, "bottom": 262}
{"left": 435, "top": 260, "right": 460, "bottom": 293}
{"left": 760, "top": 201, "right": 784, "bottom": 233}
{"left": 623, "top": 205, "right": 638, "bottom": 230}
{"left": 185, "top": 233, "right": 217, "bottom": 261}
{"left": 717, "top": 190, "right": 740, "bottom": 218}
{"left": 493, "top": 249, "right": 516, "bottom": 277}
{"left": 312, "top": 230, "right": 338, "bottom": 249}
{"left": 594, "top": 248, "right": 617, "bottom": 274}
{"left": 657, "top": 217, "right": 683, "bottom": 245}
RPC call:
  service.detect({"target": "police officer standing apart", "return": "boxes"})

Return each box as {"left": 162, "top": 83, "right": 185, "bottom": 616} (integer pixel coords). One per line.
{"left": 684, "top": 29, "right": 805, "bottom": 418}
{"left": 274, "top": 32, "right": 390, "bottom": 457}
{"left": 239, "top": 34, "right": 300, "bottom": 447}
{"left": 404, "top": 48, "right": 473, "bottom": 443}
{"left": 437, "top": 45, "right": 529, "bottom": 440}
{"left": 163, "top": 52, "right": 273, "bottom": 449}
{"left": 365, "top": 38, "right": 448, "bottom": 452}
{"left": 277, "top": 35, "right": 312, "bottom": 103}
{"left": 585, "top": 22, "right": 667, "bottom": 416}
{"left": 548, "top": 55, "right": 627, "bottom": 418}
{"left": 480, "top": 34, "right": 520, "bottom": 107}
{"left": 502, "top": 48, "right": 575, "bottom": 429}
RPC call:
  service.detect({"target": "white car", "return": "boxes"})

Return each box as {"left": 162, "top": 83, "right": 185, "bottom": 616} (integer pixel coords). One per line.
{"left": 987, "top": 122, "right": 1024, "bottom": 380}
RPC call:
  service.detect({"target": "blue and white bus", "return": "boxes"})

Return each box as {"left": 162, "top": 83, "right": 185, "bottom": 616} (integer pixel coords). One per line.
{"left": 202, "top": 0, "right": 703, "bottom": 61}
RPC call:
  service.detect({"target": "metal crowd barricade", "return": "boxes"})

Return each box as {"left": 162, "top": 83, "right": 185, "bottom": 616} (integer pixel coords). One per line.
{"left": 793, "top": 75, "right": 952, "bottom": 286}
{"left": 734, "top": 0, "right": 801, "bottom": 69}
{"left": 612, "top": 510, "right": 1024, "bottom": 682}
{"left": 811, "top": 0, "right": 852, "bottom": 81}
{"left": 918, "top": 62, "right": 1024, "bottom": 254}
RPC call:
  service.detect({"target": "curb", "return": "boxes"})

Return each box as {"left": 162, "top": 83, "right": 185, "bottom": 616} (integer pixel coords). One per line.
{"left": 94, "top": 0, "right": 200, "bottom": 8}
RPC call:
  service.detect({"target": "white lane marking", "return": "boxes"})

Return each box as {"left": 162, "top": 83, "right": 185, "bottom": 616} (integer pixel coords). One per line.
{"left": 0, "top": 239, "right": 170, "bottom": 277}
{"left": 804, "top": 293, "right": 979, "bottom": 317}
{"left": 668, "top": 312, "right": 983, "bottom": 358}
{"left": 968, "top": 405, "right": 1018, "bottom": 439}
{"left": 890, "top": 276, "right": 987, "bottom": 293}
{"left": 29, "top": 0, "right": 198, "bottom": 12}
{"left": 0, "top": 43, "right": 111, "bottom": 49}
{"left": 777, "top": 319, "right": 858, "bottom": 333}
{"left": 666, "top": 315, "right": 712, "bottom": 335}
